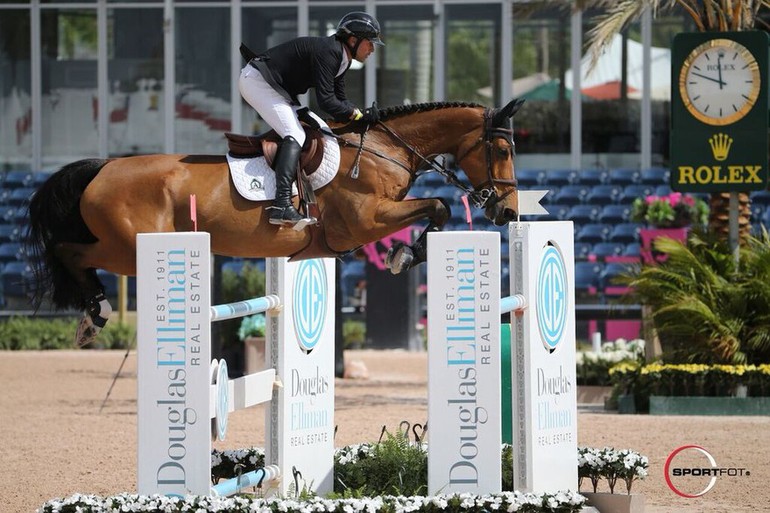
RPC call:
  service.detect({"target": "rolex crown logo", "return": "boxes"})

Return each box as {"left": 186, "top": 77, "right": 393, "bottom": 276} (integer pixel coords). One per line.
{"left": 709, "top": 133, "right": 733, "bottom": 161}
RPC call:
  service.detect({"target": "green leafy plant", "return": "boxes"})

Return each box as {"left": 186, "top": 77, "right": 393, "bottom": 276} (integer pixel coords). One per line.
{"left": 334, "top": 430, "right": 428, "bottom": 497}
{"left": 219, "top": 261, "right": 266, "bottom": 351}
{"left": 238, "top": 314, "right": 266, "bottom": 340}
{"left": 630, "top": 192, "right": 708, "bottom": 228}
{"left": 342, "top": 319, "right": 366, "bottom": 349}
{"left": 621, "top": 230, "right": 770, "bottom": 364}
{"left": 0, "top": 317, "right": 133, "bottom": 350}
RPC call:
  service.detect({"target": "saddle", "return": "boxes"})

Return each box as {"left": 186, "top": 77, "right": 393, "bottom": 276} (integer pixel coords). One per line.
{"left": 224, "top": 127, "right": 326, "bottom": 175}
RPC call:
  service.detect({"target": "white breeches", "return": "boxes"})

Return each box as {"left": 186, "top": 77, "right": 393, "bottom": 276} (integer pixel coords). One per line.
{"left": 239, "top": 65, "right": 328, "bottom": 146}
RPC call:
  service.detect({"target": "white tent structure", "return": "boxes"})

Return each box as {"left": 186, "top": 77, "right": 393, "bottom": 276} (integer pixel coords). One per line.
{"left": 565, "top": 33, "right": 671, "bottom": 100}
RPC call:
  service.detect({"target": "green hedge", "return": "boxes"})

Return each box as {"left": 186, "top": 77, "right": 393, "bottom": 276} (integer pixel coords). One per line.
{"left": 0, "top": 316, "right": 134, "bottom": 350}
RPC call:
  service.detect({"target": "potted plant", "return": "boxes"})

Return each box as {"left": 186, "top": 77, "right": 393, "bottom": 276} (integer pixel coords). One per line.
{"left": 239, "top": 313, "right": 267, "bottom": 374}
{"left": 631, "top": 192, "right": 708, "bottom": 264}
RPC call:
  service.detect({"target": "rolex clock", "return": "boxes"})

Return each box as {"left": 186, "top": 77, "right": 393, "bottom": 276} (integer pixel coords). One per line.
{"left": 678, "top": 38, "right": 761, "bottom": 126}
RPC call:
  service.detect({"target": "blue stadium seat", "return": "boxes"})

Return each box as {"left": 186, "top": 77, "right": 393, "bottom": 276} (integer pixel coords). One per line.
{"left": 543, "top": 169, "right": 576, "bottom": 186}
{"left": 8, "top": 187, "right": 35, "bottom": 206}
{"left": 33, "top": 171, "right": 54, "bottom": 186}
{"left": 586, "top": 185, "right": 623, "bottom": 204}
{"left": 751, "top": 190, "right": 770, "bottom": 206}
{"left": 624, "top": 242, "right": 642, "bottom": 257}
{"left": 97, "top": 269, "right": 119, "bottom": 298}
{"left": 608, "top": 168, "right": 641, "bottom": 186}
{"left": 409, "top": 184, "right": 432, "bottom": 199}
{"left": 574, "top": 242, "right": 592, "bottom": 260}
{"left": 609, "top": 223, "right": 643, "bottom": 244}
{"left": 619, "top": 184, "right": 655, "bottom": 204}
{"left": 600, "top": 262, "right": 636, "bottom": 296}
{"left": 12, "top": 206, "right": 28, "bottom": 225}
{"left": 591, "top": 242, "right": 624, "bottom": 260}
{"left": 654, "top": 184, "right": 672, "bottom": 197}
{"left": 567, "top": 204, "right": 601, "bottom": 224}
{"left": 554, "top": 185, "right": 589, "bottom": 205}
{"left": 0, "top": 224, "right": 20, "bottom": 243}
{"left": 3, "top": 170, "right": 34, "bottom": 189}
{"left": 544, "top": 203, "right": 571, "bottom": 221}
{"left": 541, "top": 186, "right": 560, "bottom": 204}
{"left": 0, "top": 242, "right": 22, "bottom": 264}
{"left": 516, "top": 169, "right": 545, "bottom": 186}
{"left": 340, "top": 259, "right": 366, "bottom": 307}
{"left": 598, "top": 204, "right": 631, "bottom": 224}
{"left": 576, "top": 223, "right": 611, "bottom": 244}
{"left": 574, "top": 262, "right": 603, "bottom": 295}
{"left": 640, "top": 167, "right": 670, "bottom": 185}
{"left": 575, "top": 169, "right": 608, "bottom": 186}
{"left": 1, "top": 260, "right": 32, "bottom": 302}
{"left": 436, "top": 184, "right": 463, "bottom": 203}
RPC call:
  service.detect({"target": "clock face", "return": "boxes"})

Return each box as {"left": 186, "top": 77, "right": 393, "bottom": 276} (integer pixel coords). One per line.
{"left": 679, "top": 38, "right": 761, "bottom": 126}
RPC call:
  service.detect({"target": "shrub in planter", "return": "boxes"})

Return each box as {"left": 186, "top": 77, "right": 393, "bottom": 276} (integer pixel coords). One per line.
{"left": 622, "top": 231, "right": 770, "bottom": 365}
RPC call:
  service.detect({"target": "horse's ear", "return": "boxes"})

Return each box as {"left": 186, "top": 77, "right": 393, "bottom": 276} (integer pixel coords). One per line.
{"left": 492, "top": 98, "right": 525, "bottom": 126}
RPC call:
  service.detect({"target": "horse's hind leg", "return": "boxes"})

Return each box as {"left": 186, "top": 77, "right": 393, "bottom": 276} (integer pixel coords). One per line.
{"left": 56, "top": 242, "right": 113, "bottom": 347}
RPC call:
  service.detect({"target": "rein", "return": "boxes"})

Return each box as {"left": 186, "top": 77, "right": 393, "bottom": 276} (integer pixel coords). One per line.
{"left": 325, "top": 109, "right": 516, "bottom": 209}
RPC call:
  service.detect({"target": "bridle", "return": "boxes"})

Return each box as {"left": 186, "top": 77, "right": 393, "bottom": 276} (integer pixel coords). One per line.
{"left": 453, "top": 108, "right": 518, "bottom": 209}
{"left": 334, "top": 107, "right": 518, "bottom": 210}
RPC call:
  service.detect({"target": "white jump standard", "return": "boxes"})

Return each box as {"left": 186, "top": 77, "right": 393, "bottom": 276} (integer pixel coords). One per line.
{"left": 427, "top": 222, "right": 578, "bottom": 496}
{"left": 136, "top": 231, "right": 335, "bottom": 498}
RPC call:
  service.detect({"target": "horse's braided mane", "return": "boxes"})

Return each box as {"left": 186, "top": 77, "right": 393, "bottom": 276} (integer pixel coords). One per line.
{"left": 378, "top": 101, "right": 484, "bottom": 121}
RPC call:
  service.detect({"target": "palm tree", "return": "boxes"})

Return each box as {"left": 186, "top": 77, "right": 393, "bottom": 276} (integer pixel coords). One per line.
{"left": 578, "top": 0, "right": 770, "bottom": 244}
{"left": 624, "top": 230, "right": 770, "bottom": 364}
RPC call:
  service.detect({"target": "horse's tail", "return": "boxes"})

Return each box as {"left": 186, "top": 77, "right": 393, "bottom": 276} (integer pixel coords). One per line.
{"left": 25, "top": 158, "right": 107, "bottom": 311}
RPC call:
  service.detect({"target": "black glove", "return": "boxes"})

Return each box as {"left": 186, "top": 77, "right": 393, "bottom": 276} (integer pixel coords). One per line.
{"left": 360, "top": 106, "right": 380, "bottom": 124}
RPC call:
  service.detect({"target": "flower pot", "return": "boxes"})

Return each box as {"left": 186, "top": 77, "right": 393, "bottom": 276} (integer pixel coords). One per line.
{"left": 639, "top": 227, "right": 688, "bottom": 265}
{"left": 244, "top": 336, "right": 266, "bottom": 374}
{"left": 582, "top": 492, "right": 645, "bottom": 513}
{"left": 617, "top": 394, "right": 636, "bottom": 414}
{"left": 649, "top": 395, "right": 770, "bottom": 416}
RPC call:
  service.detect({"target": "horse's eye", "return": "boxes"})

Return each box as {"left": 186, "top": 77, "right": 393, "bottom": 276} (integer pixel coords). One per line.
{"left": 497, "top": 146, "right": 512, "bottom": 158}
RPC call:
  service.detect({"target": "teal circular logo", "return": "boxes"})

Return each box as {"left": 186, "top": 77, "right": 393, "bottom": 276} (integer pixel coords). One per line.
{"left": 215, "top": 359, "right": 229, "bottom": 440}
{"left": 536, "top": 244, "right": 567, "bottom": 352}
{"left": 292, "top": 260, "right": 328, "bottom": 352}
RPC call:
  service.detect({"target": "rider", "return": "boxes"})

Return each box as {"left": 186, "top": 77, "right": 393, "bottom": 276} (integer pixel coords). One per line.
{"left": 239, "top": 11, "right": 384, "bottom": 229}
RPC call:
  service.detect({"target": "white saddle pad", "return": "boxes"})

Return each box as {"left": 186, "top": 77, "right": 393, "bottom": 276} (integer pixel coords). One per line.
{"left": 227, "top": 132, "right": 340, "bottom": 201}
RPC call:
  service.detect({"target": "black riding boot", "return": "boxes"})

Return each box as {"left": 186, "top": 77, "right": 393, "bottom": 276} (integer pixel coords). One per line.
{"left": 269, "top": 136, "right": 314, "bottom": 228}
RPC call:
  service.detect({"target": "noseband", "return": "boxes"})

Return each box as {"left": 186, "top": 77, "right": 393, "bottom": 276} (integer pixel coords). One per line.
{"left": 454, "top": 108, "right": 518, "bottom": 209}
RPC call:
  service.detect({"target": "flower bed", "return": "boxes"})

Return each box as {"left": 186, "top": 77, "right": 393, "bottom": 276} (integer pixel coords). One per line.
{"left": 609, "top": 362, "right": 770, "bottom": 413}
{"left": 576, "top": 339, "right": 644, "bottom": 387}
{"left": 39, "top": 440, "right": 648, "bottom": 513}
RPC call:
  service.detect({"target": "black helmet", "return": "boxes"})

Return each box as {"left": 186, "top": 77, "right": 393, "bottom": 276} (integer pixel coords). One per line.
{"left": 336, "top": 12, "right": 384, "bottom": 46}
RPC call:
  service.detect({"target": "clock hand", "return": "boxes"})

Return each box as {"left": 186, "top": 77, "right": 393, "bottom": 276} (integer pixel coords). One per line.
{"left": 717, "top": 54, "right": 724, "bottom": 90}
{"left": 690, "top": 71, "right": 726, "bottom": 87}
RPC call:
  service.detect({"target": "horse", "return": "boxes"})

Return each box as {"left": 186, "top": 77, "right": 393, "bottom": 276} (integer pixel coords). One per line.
{"left": 26, "top": 99, "right": 524, "bottom": 346}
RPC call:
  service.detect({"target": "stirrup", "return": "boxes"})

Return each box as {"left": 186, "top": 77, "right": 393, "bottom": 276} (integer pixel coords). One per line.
{"left": 268, "top": 206, "right": 317, "bottom": 230}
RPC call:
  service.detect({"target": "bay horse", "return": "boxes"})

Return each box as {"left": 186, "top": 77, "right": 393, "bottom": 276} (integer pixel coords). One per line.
{"left": 26, "top": 99, "right": 524, "bottom": 346}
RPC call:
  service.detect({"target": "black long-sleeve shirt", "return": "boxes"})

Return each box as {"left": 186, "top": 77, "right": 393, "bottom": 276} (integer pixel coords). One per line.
{"left": 256, "top": 36, "right": 356, "bottom": 122}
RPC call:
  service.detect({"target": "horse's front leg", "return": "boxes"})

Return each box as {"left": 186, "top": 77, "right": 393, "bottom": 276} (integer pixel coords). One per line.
{"left": 371, "top": 197, "right": 451, "bottom": 274}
